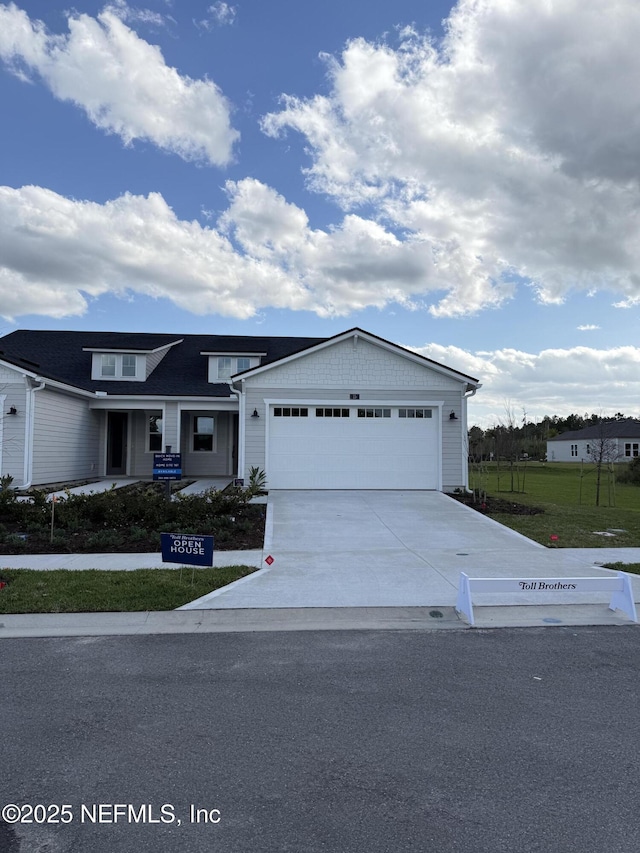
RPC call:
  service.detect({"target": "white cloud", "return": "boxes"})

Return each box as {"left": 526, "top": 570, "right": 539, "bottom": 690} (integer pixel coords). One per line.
{"left": 194, "top": 2, "right": 237, "bottom": 31}
{"left": 263, "top": 0, "right": 640, "bottom": 317}
{"left": 0, "top": 2, "right": 238, "bottom": 166}
{"left": 577, "top": 324, "right": 600, "bottom": 331}
{"left": 1, "top": 180, "right": 638, "bottom": 425}
{"left": 405, "top": 341, "right": 640, "bottom": 426}
{"left": 106, "top": 1, "right": 169, "bottom": 28}
{"left": 0, "top": 180, "right": 441, "bottom": 321}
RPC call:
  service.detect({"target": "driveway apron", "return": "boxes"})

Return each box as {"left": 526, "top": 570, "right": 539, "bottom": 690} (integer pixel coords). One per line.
{"left": 188, "top": 491, "right": 638, "bottom": 609}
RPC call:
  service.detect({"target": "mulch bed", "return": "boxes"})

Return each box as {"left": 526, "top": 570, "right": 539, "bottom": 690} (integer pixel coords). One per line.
{"left": 448, "top": 492, "right": 545, "bottom": 516}
{"left": 0, "top": 505, "right": 266, "bottom": 554}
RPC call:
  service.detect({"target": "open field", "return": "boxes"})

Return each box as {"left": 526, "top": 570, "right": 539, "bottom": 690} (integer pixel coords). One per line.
{"left": 466, "top": 462, "right": 640, "bottom": 547}
{"left": 0, "top": 566, "right": 257, "bottom": 614}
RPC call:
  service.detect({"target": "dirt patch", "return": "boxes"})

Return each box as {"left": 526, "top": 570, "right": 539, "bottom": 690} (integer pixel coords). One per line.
{"left": 448, "top": 492, "right": 545, "bottom": 516}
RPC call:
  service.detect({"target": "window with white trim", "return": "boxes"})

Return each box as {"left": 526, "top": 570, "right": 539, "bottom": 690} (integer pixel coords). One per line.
{"left": 148, "top": 414, "right": 163, "bottom": 452}
{"left": 101, "top": 354, "right": 116, "bottom": 377}
{"left": 217, "top": 357, "right": 232, "bottom": 380}
{"left": 571, "top": 444, "right": 578, "bottom": 457}
{"left": 216, "top": 356, "right": 256, "bottom": 380}
{"left": 625, "top": 442, "right": 639, "bottom": 457}
{"left": 193, "top": 416, "right": 215, "bottom": 452}
{"left": 122, "top": 354, "right": 136, "bottom": 377}
{"left": 399, "top": 408, "right": 432, "bottom": 418}
{"left": 98, "top": 353, "right": 139, "bottom": 379}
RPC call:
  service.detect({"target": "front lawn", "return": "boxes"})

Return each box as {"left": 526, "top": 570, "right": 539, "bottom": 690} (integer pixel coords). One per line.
{"left": 603, "top": 562, "right": 640, "bottom": 575}
{"left": 487, "top": 504, "right": 640, "bottom": 547}
{"left": 460, "top": 461, "right": 640, "bottom": 547}
{"left": 0, "top": 565, "right": 257, "bottom": 613}
{"left": 469, "top": 461, "right": 639, "bottom": 509}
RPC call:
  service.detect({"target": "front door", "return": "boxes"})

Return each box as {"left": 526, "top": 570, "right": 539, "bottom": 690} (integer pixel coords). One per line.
{"left": 106, "top": 412, "right": 128, "bottom": 475}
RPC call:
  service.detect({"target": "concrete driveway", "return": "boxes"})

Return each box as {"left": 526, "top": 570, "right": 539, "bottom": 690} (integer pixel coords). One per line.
{"left": 185, "top": 490, "right": 638, "bottom": 611}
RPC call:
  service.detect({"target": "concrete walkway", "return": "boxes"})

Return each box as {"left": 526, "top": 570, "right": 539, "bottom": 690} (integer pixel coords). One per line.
{"left": 181, "top": 491, "right": 640, "bottom": 619}
{"left": 0, "top": 550, "right": 263, "bottom": 570}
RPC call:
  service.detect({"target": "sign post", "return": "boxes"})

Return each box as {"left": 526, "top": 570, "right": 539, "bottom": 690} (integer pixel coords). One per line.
{"left": 161, "top": 534, "right": 215, "bottom": 584}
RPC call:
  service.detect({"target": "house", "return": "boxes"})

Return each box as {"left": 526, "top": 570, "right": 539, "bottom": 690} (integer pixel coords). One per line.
{"left": 546, "top": 420, "right": 640, "bottom": 463}
{"left": 0, "top": 327, "right": 481, "bottom": 491}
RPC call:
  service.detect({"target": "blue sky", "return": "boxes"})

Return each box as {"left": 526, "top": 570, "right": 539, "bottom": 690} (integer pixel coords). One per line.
{"left": 1, "top": 0, "right": 639, "bottom": 426}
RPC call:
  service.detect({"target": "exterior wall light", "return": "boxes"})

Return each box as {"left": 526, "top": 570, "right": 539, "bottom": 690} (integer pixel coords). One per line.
{"left": 449, "top": 411, "right": 458, "bottom": 420}
{"left": 6, "top": 406, "right": 17, "bottom": 415}
{"left": 252, "top": 408, "right": 260, "bottom": 418}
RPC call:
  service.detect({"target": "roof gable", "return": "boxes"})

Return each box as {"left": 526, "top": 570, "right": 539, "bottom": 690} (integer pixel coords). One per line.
{"left": 233, "top": 327, "right": 480, "bottom": 389}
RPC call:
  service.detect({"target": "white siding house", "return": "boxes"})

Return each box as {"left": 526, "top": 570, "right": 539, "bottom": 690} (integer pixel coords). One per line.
{"left": 235, "top": 330, "right": 479, "bottom": 491}
{"left": 0, "top": 327, "right": 481, "bottom": 491}
{"left": 546, "top": 420, "right": 640, "bottom": 463}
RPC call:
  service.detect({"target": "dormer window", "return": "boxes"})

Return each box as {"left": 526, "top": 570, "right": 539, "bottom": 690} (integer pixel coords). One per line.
{"left": 217, "top": 356, "right": 252, "bottom": 379}
{"left": 217, "top": 357, "right": 233, "bottom": 380}
{"left": 205, "top": 353, "right": 264, "bottom": 382}
{"left": 86, "top": 339, "right": 182, "bottom": 382}
{"left": 101, "top": 355, "right": 116, "bottom": 377}
{"left": 92, "top": 352, "right": 142, "bottom": 381}
{"left": 122, "top": 354, "right": 136, "bottom": 377}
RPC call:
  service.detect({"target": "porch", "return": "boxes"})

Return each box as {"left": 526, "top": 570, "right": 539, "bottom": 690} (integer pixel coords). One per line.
{"left": 92, "top": 402, "right": 239, "bottom": 479}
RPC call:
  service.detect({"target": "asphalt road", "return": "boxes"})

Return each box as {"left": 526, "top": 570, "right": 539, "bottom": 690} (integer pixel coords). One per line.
{"left": 1, "top": 626, "right": 640, "bottom": 853}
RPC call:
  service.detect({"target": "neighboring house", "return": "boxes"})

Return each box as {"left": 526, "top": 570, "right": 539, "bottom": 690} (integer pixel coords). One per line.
{"left": 0, "top": 327, "right": 481, "bottom": 491}
{"left": 546, "top": 420, "right": 640, "bottom": 463}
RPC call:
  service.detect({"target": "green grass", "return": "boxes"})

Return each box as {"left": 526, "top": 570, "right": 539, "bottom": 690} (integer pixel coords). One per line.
{"left": 603, "top": 563, "right": 640, "bottom": 575}
{"left": 468, "top": 461, "right": 640, "bottom": 547}
{"left": 470, "top": 461, "right": 639, "bottom": 509}
{"left": 0, "top": 566, "right": 257, "bottom": 614}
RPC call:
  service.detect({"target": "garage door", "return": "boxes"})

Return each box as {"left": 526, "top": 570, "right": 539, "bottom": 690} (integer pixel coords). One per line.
{"left": 268, "top": 405, "right": 439, "bottom": 489}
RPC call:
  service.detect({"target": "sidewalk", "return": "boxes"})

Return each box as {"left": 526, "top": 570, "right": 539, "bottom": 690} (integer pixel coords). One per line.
{"left": 0, "top": 550, "right": 263, "bottom": 570}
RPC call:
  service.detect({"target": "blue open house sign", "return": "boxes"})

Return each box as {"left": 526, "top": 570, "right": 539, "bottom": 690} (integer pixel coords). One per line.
{"left": 161, "top": 533, "right": 214, "bottom": 567}
{"left": 153, "top": 452, "right": 182, "bottom": 481}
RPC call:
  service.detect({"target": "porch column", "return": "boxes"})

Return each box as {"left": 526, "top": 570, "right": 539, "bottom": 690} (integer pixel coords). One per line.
{"left": 163, "top": 401, "right": 180, "bottom": 452}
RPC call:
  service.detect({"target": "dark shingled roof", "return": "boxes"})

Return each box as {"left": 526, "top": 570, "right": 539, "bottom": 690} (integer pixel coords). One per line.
{"left": 0, "top": 330, "right": 327, "bottom": 397}
{"left": 548, "top": 420, "right": 640, "bottom": 441}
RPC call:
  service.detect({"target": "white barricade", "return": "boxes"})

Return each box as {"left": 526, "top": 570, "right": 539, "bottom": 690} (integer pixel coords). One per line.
{"left": 456, "top": 571, "right": 638, "bottom": 626}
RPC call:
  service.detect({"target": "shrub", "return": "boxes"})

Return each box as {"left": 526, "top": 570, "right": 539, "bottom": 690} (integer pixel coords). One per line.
{"left": 248, "top": 466, "right": 268, "bottom": 494}
{"left": 617, "top": 457, "right": 640, "bottom": 485}
{"left": 85, "top": 530, "right": 123, "bottom": 551}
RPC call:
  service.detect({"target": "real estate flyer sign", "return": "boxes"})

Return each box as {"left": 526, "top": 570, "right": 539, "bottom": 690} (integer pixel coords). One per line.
{"left": 161, "top": 533, "right": 214, "bottom": 567}
{"left": 153, "top": 452, "right": 182, "bottom": 481}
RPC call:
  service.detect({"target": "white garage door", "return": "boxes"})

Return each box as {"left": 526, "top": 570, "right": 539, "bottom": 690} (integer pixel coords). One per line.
{"left": 268, "top": 405, "right": 439, "bottom": 489}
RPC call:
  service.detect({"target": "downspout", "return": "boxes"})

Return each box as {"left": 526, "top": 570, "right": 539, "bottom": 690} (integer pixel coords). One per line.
{"left": 229, "top": 379, "right": 245, "bottom": 480}
{"left": 463, "top": 385, "right": 480, "bottom": 494}
{"left": 18, "top": 376, "right": 46, "bottom": 489}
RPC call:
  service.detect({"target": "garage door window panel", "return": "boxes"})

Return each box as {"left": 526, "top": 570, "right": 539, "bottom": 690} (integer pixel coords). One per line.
{"left": 273, "top": 407, "right": 308, "bottom": 417}
{"left": 399, "top": 408, "right": 432, "bottom": 419}
{"left": 357, "top": 408, "right": 391, "bottom": 418}
{"left": 316, "top": 408, "right": 350, "bottom": 417}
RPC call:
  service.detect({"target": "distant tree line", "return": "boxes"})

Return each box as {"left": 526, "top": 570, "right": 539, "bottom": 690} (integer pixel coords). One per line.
{"left": 468, "top": 411, "right": 629, "bottom": 463}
